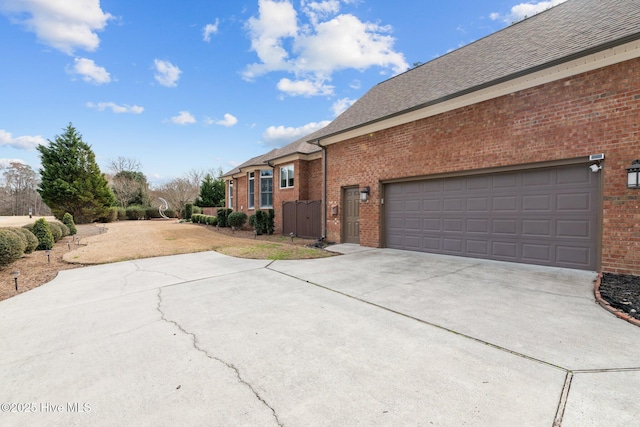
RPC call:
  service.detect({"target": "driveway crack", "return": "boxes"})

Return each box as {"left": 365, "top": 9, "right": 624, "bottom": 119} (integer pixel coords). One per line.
{"left": 155, "top": 289, "right": 282, "bottom": 426}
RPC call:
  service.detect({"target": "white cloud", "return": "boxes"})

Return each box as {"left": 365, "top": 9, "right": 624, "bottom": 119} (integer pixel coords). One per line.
{"left": 86, "top": 102, "right": 144, "bottom": 114}
{"left": 0, "top": 0, "right": 113, "bottom": 55}
{"left": 262, "top": 120, "right": 330, "bottom": 146}
{"left": 277, "top": 78, "right": 333, "bottom": 96}
{"left": 491, "top": 0, "right": 568, "bottom": 23}
{"left": 203, "top": 19, "right": 219, "bottom": 42}
{"left": 0, "top": 158, "right": 27, "bottom": 169}
{"left": 216, "top": 113, "right": 238, "bottom": 127}
{"left": 154, "top": 59, "right": 182, "bottom": 87}
{"left": 331, "top": 97, "right": 356, "bottom": 117}
{"left": 0, "top": 129, "right": 46, "bottom": 150}
{"left": 243, "top": 0, "right": 408, "bottom": 97}
{"left": 170, "top": 111, "right": 196, "bottom": 125}
{"left": 69, "top": 57, "right": 110, "bottom": 84}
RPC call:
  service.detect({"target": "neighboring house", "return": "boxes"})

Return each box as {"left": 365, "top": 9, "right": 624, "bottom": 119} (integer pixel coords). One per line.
{"left": 227, "top": 0, "right": 640, "bottom": 275}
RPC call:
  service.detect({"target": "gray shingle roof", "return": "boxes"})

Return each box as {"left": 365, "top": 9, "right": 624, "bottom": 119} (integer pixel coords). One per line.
{"left": 309, "top": 0, "right": 640, "bottom": 142}
{"left": 222, "top": 129, "right": 325, "bottom": 177}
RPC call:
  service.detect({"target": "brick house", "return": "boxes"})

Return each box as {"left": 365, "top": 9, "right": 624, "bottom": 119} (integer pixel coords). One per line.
{"left": 222, "top": 137, "right": 323, "bottom": 237}
{"left": 227, "top": 0, "right": 640, "bottom": 274}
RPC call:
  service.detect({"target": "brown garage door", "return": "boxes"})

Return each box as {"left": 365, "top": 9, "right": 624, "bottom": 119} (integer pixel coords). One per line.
{"left": 384, "top": 164, "right": 599, "bottom": 270}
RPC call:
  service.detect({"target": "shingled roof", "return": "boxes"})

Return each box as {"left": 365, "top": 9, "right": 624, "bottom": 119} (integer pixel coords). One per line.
{"left": 308, "top": 0, "right": 640, "bottom": 142}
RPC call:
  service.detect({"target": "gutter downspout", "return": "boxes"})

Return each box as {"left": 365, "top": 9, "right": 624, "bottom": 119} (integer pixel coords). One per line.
{"left": 309, "top": 139, "right": 327, "bottom": 240}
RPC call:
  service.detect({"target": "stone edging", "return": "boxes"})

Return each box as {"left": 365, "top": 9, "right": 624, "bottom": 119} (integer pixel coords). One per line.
{"left": 594, "top": 273, "right": 640, "bottom": 328}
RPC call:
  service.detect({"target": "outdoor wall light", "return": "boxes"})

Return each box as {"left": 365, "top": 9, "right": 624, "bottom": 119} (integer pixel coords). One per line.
{"left": 627, "top": 160, "right": 640, "bottom": 189}
{"left": 10, "top": 271, "right": 20, "bottom": 292}
{"left": 360, "top": 186, "right": 370, "bottom": 202}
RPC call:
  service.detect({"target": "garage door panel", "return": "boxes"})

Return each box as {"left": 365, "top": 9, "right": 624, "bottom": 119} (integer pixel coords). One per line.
{"left": 522, "top": 219, "right": 552, "bottom": 237}
{"left": 493, "top": 241, "right": 519, "bottom": 258}
{"left": 522, "top": 194, "right": 552, "bottom": 211}
{"left": 493, "top": 195, "right": 518, "bottom": 211}
{"left": 443, "top": 238, "right": 463, "bottom": 253}
{"left": 385, "top": 164, "right": 599, "bottom": 270}
{"left": 423, "top": 218, "right": 441, "bottom": 231}
{"left": 467, "top": 197, "right": 489, "bottom": 212}
{"left": 493, "top": 219, "right": 518, "bottom": 235}
{"left": 557, "top": 220, "right": 590, "bottom": 238}
{"left": 467, "top": 219, "right": 489, "bottom": 233}
{"left": 556, "top": 246, "right": 591, "bottom": 266}
{"left": 556, "top": 193, "right": 590, "bottom": 211}
{"left": 444, "top": 218, "right": 463, "bottom": 232}
{"left": 444, "top": 198, "right": 463, "bottom": 212}
{"left": 522, "top": 244, "right": 552, "bottom": 263}
{"left": 423, "top": 199, "right": 440, "bottom": 211}
{"left": 467, "top": 240, "right": 489, "bottom": 255}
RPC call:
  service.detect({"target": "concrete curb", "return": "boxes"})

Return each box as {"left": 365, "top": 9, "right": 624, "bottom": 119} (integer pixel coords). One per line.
{"left": 594, "top": 273, "right": 640, "bottom": 328}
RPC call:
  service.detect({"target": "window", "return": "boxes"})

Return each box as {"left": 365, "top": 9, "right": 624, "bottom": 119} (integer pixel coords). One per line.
{"left": 260, "top": 170, "right": 273, "bottom": 207}
{"left": 248, "top": 172, "right": 255, "bottom": 209}
{"left": 260, "top": 170, "right": 273, "bottom": 208}
{"left": 280, "top": 164, "right": 294, "bottom": 188}
{"left": 228, "top": 180, "right": 233, "bottom": 208}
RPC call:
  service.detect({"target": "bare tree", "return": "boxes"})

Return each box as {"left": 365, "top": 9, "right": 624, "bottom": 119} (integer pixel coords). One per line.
{"left": 108, "top": 156, "right": 141, "bottom": 174}
{"left": 1, "top": 162, "right": 49, "bottom": 216}
{"left": 106, "top": 157, "right": 150, "bottom": 208}
{"left": 154, "top": 176, "right": 200, "bottom": 216}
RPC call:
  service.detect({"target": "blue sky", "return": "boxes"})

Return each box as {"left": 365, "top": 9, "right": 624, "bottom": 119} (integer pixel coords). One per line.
{"left": 0, "top": 0, "right": 567, "bottom": 185}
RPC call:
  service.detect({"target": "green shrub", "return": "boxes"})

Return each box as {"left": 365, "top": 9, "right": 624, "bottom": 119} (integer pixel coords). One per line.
{"left": 32, "top": 218, "right": 54, "bottom": 251}
{"left": 165, "top": 209, "right": 177, "bottom": 218}
{"left": 48, "top": 222, "right": 62, "bottom": 242}
{"left": 62, "top": 212, "right": 77, "bottom": 235}
{"left": 0, "top": 229, "right": 25, "bottom": 267}
{"left": 207, "top": 215, "right": 217, "bottom": 226}
{"left": 217, "top": 208, "right": 232, "bottom": 227}
{"left": 184, "top": 203, "right": 193, "bottom": 220}
{"left": 193, "top": 206, "right": 202, "bottom": 215}
{"left": 98, "top": 207, "right": 119, "bottom": 223}
{"left": 4, "top": 228, "right": 27, "bottom": 254}
{"left": 227, "top": 212, "right": 248, "bottom": 229}
{"left": 146, "top": 207, "right": 161, "bottom": 219}
{"left": 11, "top": 227, "right": 38, "bottom": 254}
{"left": 126, "top": 205, "right": 146, "bottom": 220}
{"left": 267, "top": 209, "right": 275, "bottom": 235}
{"left": 116, "top": 207, "right": 126, "bottom": 220}
{"left": 55, "top": 221, "right": 70, "bottom": 237}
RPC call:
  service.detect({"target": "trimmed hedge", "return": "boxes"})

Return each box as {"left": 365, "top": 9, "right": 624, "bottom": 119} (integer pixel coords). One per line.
{"left": 0, "top": 229, "right": 24, "bottom": 267}
{"left": 98, "top": 207, "right": 119, "bottom": 223}
{"left": 10, "top": 227, "right": 38, "bottom": 254}
{"left": 55, "top": 221, "right": 70, "bottom": 237}
{"left": 126, "top": 205, "right": 146, "bottom": 220}
{"left": 32, "top": 218, "right": 54, "bottom": 251}
{"left": 48, "top": 222, "right": 62, "bottom": 242}
{"left": 227, "top": 212, "right": 248, "bottom": 229}
{"left": 62, "top": 212, "right": 77, "bottom": 235}
{"left": 251, "top": 209, "right": 275, "bottom": 235}
{"left": 217, "top": 208, "right": 232, "bottom": 227}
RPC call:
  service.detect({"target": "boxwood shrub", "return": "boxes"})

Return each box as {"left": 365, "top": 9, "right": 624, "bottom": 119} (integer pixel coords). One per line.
{"left": 32, "top": 218, "right": 54, "bottom": 251}
{"left": 227, "top": 212, "right": 248, "bottom": 229}
{"left": 62, "top": 212, "right": 77, "bottom": 235}
{"left": 0, "top": 229, "right": 24, "bottom": 267}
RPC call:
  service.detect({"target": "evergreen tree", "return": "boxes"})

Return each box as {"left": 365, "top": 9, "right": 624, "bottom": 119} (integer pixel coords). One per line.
{"left": 37, "top": 123, "right": 115, "bottom": 223}
{"left": 195, "top": 173, "right": 225, "bottom": 207}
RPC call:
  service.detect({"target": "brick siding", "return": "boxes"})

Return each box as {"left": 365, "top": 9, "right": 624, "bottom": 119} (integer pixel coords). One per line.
{"left": 325, "top": 58, "right": 640, "bottom": 275}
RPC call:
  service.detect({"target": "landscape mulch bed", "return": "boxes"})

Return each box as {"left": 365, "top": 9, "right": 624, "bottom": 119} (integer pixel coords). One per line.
{"left": 598, "top": 272, "right": 640, "bottom": 321}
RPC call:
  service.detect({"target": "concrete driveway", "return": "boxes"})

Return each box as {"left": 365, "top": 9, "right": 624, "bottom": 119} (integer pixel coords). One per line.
{"left": 1, "top": 245, "right": 638, "bottom": 426}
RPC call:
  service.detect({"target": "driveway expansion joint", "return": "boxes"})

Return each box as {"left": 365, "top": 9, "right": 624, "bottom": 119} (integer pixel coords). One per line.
{"left": 155, "top": 289, "right": 283, "bottom": 426}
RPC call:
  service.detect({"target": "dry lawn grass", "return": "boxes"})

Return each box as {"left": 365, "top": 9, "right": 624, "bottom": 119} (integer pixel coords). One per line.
{"left": 1, "top": 218, "right": 333, "bottom": 302}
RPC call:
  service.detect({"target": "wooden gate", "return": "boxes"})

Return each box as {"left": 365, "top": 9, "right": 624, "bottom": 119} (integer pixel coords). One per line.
{"left": 282, "top": 200, "right": 322, "bottom": 239}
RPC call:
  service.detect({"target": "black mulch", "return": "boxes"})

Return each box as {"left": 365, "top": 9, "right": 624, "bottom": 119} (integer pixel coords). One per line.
{"left": 598, "top": 273, "right": 640, "bottom": 321}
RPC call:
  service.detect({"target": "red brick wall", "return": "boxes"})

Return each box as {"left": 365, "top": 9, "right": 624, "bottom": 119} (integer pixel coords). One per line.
{"left": 325, "top": 57, "right": 640, "bottom": 274}
{"left": 226, "top": 159, "right": 323, "bottom": 234}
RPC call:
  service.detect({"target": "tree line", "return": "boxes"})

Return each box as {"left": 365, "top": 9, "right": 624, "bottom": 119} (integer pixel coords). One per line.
{"left": 1, "top": 123, "right": 226, "bottom": 223}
